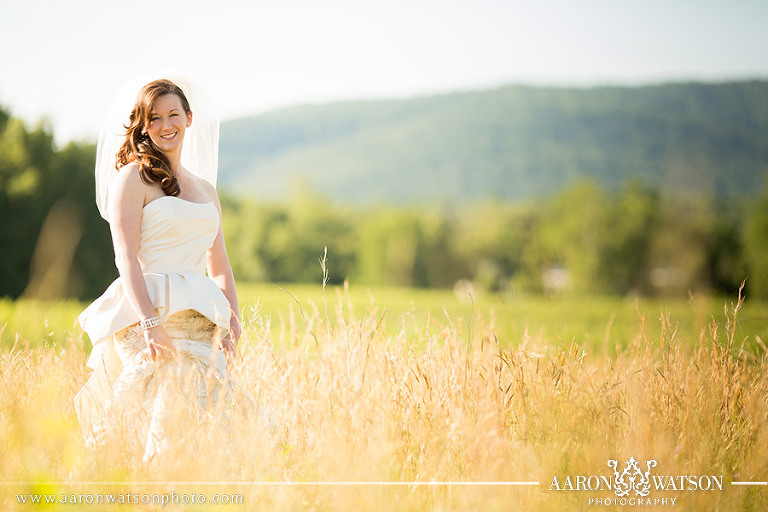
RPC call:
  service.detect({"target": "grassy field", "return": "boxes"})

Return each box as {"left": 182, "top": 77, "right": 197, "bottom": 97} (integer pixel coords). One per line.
{"left": 4, "top": 282, "right": 768, "bottom": 353}
{"left": 1, "top": 283, "right": 768, "bottom": 510}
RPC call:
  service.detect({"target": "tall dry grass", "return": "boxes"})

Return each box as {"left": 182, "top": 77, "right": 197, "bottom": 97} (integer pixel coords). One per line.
{"left": 1, "top": 284, "right": 767, "bottom": 511}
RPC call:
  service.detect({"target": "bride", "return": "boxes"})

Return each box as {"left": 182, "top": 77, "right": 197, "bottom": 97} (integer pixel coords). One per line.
{"left": 74, "top": 76, "right": 243, "bottom": 462}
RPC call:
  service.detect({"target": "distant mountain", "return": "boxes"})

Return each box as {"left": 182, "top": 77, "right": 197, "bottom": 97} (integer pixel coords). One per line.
{"left": 218, "top": 81, "right": 768, "bottom": 203}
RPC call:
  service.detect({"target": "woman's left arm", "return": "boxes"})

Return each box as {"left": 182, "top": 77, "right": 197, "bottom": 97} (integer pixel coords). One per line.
{"left": 206, "top": 193, "right": 241, "bottom": 354}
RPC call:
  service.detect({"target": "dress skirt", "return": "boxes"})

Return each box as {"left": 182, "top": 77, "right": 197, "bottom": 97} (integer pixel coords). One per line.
{"left": 74, "top": 310, "right": 237, "bottom": 462}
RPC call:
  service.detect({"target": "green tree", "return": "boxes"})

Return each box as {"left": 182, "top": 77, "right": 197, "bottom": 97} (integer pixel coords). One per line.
{"left": 743, "top": 180, "right": 768, "bottom": 298}
{"left": 0, "top": 107, "right": 115, "bottom": 299}
{"left": 355, "top": 210, "right": 422, "bottom": 287}
{"left": 601, "top": 181, "right": 659, "bottom": 294}
{"left": 524, "top": 181, "right": 609, "bottom": 294}
{"left": 0, "top": 117, "right": 48, "bottom": 296}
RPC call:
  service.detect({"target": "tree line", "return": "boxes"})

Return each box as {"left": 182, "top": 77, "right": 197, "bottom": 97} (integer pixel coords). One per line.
{"left": 221, "top": 181, "right": 759, "bottom": 298}
{"left": 0, "top": 110, "right": 113, "bottom": 300}
{"left": 1, "top": 107, "right": 766, "bottom": 300}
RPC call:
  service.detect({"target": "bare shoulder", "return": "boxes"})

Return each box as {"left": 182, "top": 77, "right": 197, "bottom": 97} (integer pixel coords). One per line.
{"left": 200, "top": 178, "right": 220, "bottom": 204}
{"left": 113, "top": 162, "right": 143, "bottom": 188}
{"left": 117, "top": 161, "right": 140, "bottom": 174}
{"left": 187, "top": 173, "right": 220, "bottom": 206}
{"left": 110, "top": 162, "right": 150, "bottom": 209}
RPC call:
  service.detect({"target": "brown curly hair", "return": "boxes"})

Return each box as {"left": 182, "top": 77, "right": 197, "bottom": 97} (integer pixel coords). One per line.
{"left": 115, "top": 79, "right": 191, "bottom": 197}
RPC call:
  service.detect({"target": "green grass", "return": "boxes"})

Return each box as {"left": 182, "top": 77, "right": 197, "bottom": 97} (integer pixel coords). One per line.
{"left": 238, "top": 282, "right": 768, "bottom": 354}
{"left": 0, "top": 298, "right": 85, "bottom": 349}
{"left": 4, "top": 283, "right": 767, "bottom": 357}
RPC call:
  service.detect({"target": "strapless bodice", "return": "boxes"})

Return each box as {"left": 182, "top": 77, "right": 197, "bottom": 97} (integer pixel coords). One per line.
{"left": 139, "top": 196, "right": 218, "bottom": 274}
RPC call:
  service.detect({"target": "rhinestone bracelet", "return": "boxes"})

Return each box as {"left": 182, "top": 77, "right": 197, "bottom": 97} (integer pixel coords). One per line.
{"left": 140, "top": 316, "right": 161, "bottom": 331}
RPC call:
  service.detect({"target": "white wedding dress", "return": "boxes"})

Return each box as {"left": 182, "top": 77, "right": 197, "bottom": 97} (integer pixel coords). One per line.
{"left": 74, "top": 196, "right": 238, "bottom": 460}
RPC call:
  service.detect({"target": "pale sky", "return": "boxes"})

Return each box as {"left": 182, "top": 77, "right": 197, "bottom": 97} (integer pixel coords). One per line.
{"left": 1, "top": 0, "right": 767, "bottom": 145}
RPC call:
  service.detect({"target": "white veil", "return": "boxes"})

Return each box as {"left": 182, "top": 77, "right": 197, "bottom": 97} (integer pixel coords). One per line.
{"left": 95, "top": 71, "right": 220, "bottom": 222}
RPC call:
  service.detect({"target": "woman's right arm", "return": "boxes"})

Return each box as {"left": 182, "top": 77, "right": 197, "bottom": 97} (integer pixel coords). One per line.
{"left": 108, "top": 164, "right": 175, "bottom": 360}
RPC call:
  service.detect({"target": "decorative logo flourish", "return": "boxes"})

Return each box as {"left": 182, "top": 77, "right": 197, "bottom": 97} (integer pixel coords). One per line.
{"left": 607, "top": 457, "right": 658, "bottom": 497}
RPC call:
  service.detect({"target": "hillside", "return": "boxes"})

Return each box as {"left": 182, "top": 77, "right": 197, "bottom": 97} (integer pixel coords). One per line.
{"left": 218, "top": 81, "right": 768, "bottom": 203}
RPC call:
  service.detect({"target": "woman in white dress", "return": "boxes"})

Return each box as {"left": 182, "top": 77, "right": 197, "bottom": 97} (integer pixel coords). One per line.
{"left": 74, "top": 77, "right": 242, "bottom": 462}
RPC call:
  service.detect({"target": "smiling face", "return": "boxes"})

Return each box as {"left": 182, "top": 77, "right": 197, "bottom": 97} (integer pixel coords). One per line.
{"left": 145, "top": 93, "right": 193, "bottom": 155}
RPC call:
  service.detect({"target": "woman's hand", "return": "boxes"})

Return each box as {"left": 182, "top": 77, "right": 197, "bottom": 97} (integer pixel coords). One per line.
{"left": 221, "top": 332, "right": 236, "bottom": 362}
{"left": 229, "top": 313, "right": 242, "bottom": 344}
{"left": 144, "top": 325, "right": 177, "bottom": 361}
{"left": 221, "top": 314, "right": 241, "bottom": 368}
